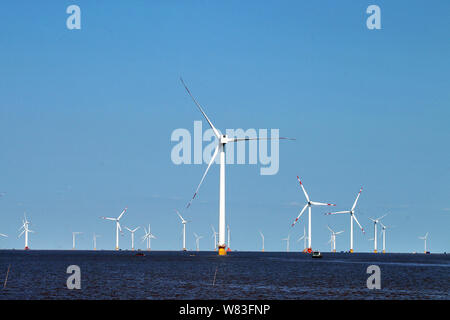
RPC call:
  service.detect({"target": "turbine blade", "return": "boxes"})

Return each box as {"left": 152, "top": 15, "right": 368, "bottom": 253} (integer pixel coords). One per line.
{"left": 117, "top": 207, "right": 128, "bottom": 220}
{"left": 18, "top": 230, "right": 25, "bottom": 238}
{"left": 296, "top": 176, "right": 310, "bottom": 202}
{"left": 327, "top": 225, "right": 334, "bottom": 233}
{"left": 351, "top": 187, "right": 363, "bottom": 211}
{"left": 101, "top": 217, "right": 116, "bottom": 221}
{"left": 352, "top": 214, "right": 365, "bottom": 234}
{"left": 311, "top": 201, "right": 336, "bottom": 206}
{"left": 186, "top": 144, "right": 220, "bottom": 209}
{"left": 180, "top": 78, "right": 220, "bottom": 139}
{"left": 291, "top": 203, "right": 308, "bottom": 227}
{"left": 175, "top": 210, "right": 185, "bottom": 222}
{"left": 229, "top": 137, "right": 295, "bottom": 142}
{"left": 325, "top": 211, "right": 351, "bottom": 215}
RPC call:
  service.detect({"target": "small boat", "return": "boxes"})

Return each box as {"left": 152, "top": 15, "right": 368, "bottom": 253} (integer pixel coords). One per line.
{"left": 311, "top": 251, "right": 322, "bottom": 258}
{"left": 135, "top": 252, "right": 145, "bottom": 256}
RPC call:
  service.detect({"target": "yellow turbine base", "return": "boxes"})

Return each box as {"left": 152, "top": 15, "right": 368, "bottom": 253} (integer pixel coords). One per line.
{"left": 374, "top": 250, "right": 377, "bottom": 253}
{"left": 115, "top": 247, "right": 119, "bottom": 251}
{"left": 218, "top": 246, "right": 227, "bottom": 256}
{"left": 350, "top": 249, "right": 354, "bottom": 253}
{"left": 262, "top": 249, "right": 264, "bottom": 252}
{"left": 382, "top": 250, "right": 385, "bottom": 253}
{"left": 333, "top": 249, "right": 336, "bottom": 253}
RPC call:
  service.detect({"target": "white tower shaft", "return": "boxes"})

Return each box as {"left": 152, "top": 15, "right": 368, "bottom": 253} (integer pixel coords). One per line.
{"left": 218, "top": 143, "right": 226, "bottom": 253}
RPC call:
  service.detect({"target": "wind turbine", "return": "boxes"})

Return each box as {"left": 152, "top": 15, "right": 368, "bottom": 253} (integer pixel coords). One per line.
{"left": 282, "top": 234, "right": 290, "bottom": 252}
{"left": 259, "top": 231, "right": 265, "bottom": 252}
{"left": 18, "top": 214, "right": 34, "bottom": 250}
{"left": 175, "top": 210, "right": 190, "bottom": 251}
{"left": 181, "top": 78, "right": 293, "bottom": 255}
{"left": 193, "top": 232, "right": 203, "bottom": 252}
{"left": 142, "top": 224, "right": 156, "bottom": 251}
{"left": 93, "top": 233, "right": 100, "bottom": 250}
{"left": 369, "top": 214, "right": 387, "bottom": 253}
{"left": 325, "top": 187, "right": 365, "bottom": 253}
{"left": 297, "top": 226, "right": 307, "bottom": 252}
{"left": 211, "top": 225, "right": 218, "bottom": 251}
{"left": 419, "top": 232, "right": 429, "bottom": 253}
{"left": 327, "top": 226, "right": 344, "bottom": 253}
{"left": 379, "top": 222, "right": 391, "bottom": 253}
{"left": 101, "top": 207, "right": 127, "bottom": 250}
{"left": 125, "top": 226, "right": 140, "bottom": 251}
{"left": 291, "top": 176, "right": 336, "bottom": 253}
{"left": 72, "top": 232, "right": 82, "bottom": 250}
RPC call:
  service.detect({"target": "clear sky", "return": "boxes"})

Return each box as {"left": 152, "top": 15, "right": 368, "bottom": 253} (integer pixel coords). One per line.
{"left": 0, "top": 1, "right": 449, "bottom": 252}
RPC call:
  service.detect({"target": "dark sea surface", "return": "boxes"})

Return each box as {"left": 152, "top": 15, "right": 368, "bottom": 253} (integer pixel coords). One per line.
{"left": 0, "top": 250, "right": 449, "bottom": 300}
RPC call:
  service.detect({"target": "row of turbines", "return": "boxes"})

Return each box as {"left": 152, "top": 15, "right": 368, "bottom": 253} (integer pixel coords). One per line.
{"left": 0, "top": 80, "right": 432, "bottom": 254}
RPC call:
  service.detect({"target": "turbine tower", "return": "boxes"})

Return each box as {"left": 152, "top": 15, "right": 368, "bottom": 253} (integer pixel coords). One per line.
{"left": 142, "top": 224, "right": 156, "bottom": 251}
{"left": 211, "top": 225, "right": 218, "bottom": 251}
{"left": 227, "top": 225, "right": 231, "bottom": 252}
{"left": 72, "top": 232, "right": 82, "bottom": 250}
{"left": 291, "top": 176, "right": 336, "bottom": 253}
{"left": 259, "top": 231, "right": 265, "bottom": 252}
{"left": 327, "top": 226, "right": 343, "bottom": 253}
{"left": 325, "top": 187, "right": 365, "bottom": 253}
{"left": 419, "top": 232, "right": 429, "bottom": 253}
{"left": 297, "top": 226, "right": 307, "bottom": 252}
{"left": 369, "top": 214, "right": 387, "bottom": 253}
{"left": 193, "top": 232, "right": 203, "bottom": 252}
{"left": 125, "top": 226, "right": 140, "bottom": 251}
{"left": 93, "top": 233, "right": 100, "bottom": 250}
{"left": 101, "top": 207, "right": 127, "bottom": 250}
{"left": 18, "top": 214, "right": 34, "bottom": 250}
{"left": 175, "top": 210, "right": 190, "bottom": 251}
{"left": 181, "top": 78, "right": 293, "bottom": 255}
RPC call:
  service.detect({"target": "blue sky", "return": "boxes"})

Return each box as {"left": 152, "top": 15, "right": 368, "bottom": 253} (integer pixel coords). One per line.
{"left": 0, "top": 1, "right": 449, "bottom": 252}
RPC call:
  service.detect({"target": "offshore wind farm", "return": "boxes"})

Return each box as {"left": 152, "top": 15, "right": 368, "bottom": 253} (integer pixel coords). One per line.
{"left": 0, "top": 0, "right": 449, "bottom": 302}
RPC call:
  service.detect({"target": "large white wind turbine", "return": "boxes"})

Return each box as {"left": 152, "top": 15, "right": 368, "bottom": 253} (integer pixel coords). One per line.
{"left": 325, "top": 187, "right": 365, "bottom": 253}
{"left": 418, "top": 232, "right": 429, "bottom": 253}
{"left": 282, "top": 234, "right": 290, "bottom": 252}
{"left": 175, "top": 210, "right": 190, "bottom": 251}
{"left": 18, "top": 214, "right": 34, "bottom": 250}
{"left": 193, "top": 232, "right": 203, "bottom": 252}
{"left": 72, "top": 232, "right": 82, "bottom": 250}
{"left": 211, "top": 225, "right": 218, "bottom": 251}
{"left": 181, "top": 78, "right": 293, "bottom": 255}
{"left": 101, "top": 207, "right": 127, "bottom": 250}
{"left": 291, "top": 176, "right": 336, "bottom": 253}
{"left": 93, "top": 233, "right": 100, "bottom": 250}
{"left": 259, "top": 231, "right": 265, "bottom": 252}
{"left": 125, "top": 226, "right": 140, "bottom": 251}
{"left": 297, "top": 226, "right": 307, "bottom": 252}
{"left": 369, "top": 214, "right": 387, "bottom": 253}
{"left": 327, "top": 226, "right": 343, "bottom": 253}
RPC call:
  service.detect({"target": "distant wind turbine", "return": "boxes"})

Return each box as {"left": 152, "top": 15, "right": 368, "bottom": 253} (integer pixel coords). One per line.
{"left": 193, "top": 232, "right": 203, "bottom": 252}
{"left": 142, "top": 224, "right": 156, "bottom": 251}
{"left": 101, "top": 207, "right": 127, "bottom": 250}
{"left": 181, "top": 78, "right": 294, "bottom": 255}
{"left": 211, "top": 225, "right": 218, "bottom": 251}
{"left": 282, "top": 234, "right": 290, "bottom": 252}
{"left": 369, "top": 214, "right": 387, "bottom": 253}
{"left": 325, "top": 187, "right": 365, "bottom": 253}
{"left": 259, "top": 231, "right": 265, "bottom": 252}
{"left": 297, "top": 226, "right": 307, "bottom": 252}
{"left": 72, "top": 232, "right": 82, "bottom": 250}
{"left": 291, "top": 176, "right": 336, "bottom": 253}
{"left": 327, "top": 226, "right": 343, "bottom": 253}
{"left": 93, "top": 233, "right": 100, "bottom": 250}
{"left": 175, "top": 210, "right": 190, "bottom": 251}
{"left": 18, "top": 213, "right": 34, "bottom": 250}
{"left": 418, "top": 232, "right": 429, "bottom": 253}
{"left": 125, "top": 226, "right": 140, "bottom": 251}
